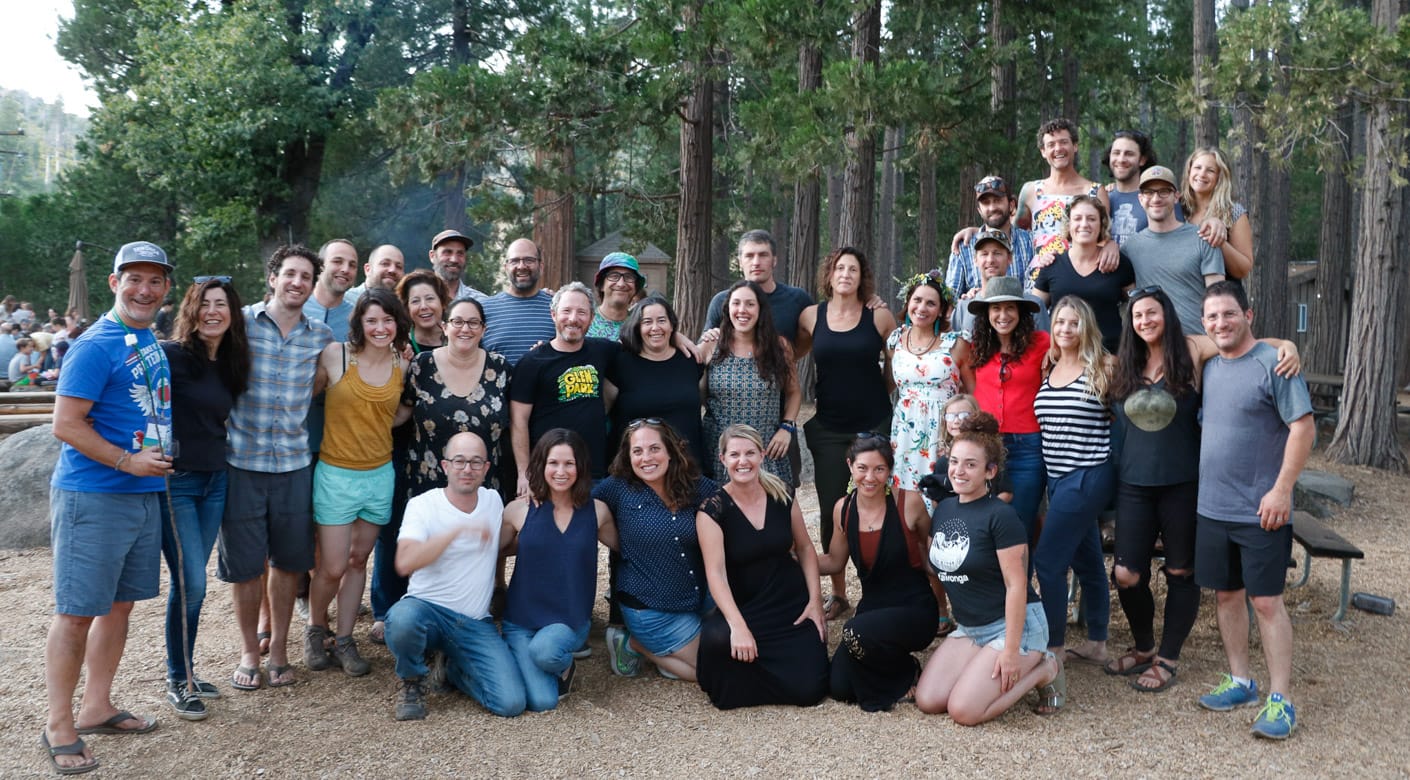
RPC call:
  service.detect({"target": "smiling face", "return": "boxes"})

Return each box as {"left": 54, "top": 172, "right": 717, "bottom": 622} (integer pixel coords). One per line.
{"left": 1188, "top": 153, "right": 1220, "bottom": 197}
{"left": 268, "top": 254, "right": 316, "bottom": 310}
{"left": 599, "top": 268, "right": 638, "bottom": 307}
{"left": 1052, "top": 304, "right": 1082, "bottom": 350}
{"left": 444, "top": 299, "right": 484, "bottom": 352}
{"left": 974, "top": 242, "right": 1012, "bottom": 281}
{"left": 196, "top": 286, "right": 232, "bottom": 348}
{"left": 1202, "top": 293, "right": 1254, "bottom": 354}
{"left": 405, "top": 281, "right": 444, "bottom": 335}
{"left": 976, "top": 193, "right": 1012, "bottom": 229}
{"left": 1130, "top": 296, "right": 1165, "bottom": 346}
{"left": 727, "top": 286, "right": 760, "bottom": 334}
{"left": 629, "top": 426, "right": 671, "bottom": 485}
{"left": 907, "top": 284, "right": 942, "bottom": 330}
{"left": 504, "top": 238, "right": 541, "bottom": 295}
{"left": 1140, "top": 183, "right": 1178, "bottom": 223}
{"left": 944, "top": 398, "right": 977, "bottom": 438}
{"left": 319, "top": 241, "right": 358, "bottom": 295}
{"left": 848, "top": 450, "right": 891, "bottom": 499}
{"left": 365, "top": 247, "right": 405, "bottom": 291}
{"left": 947, "top": 440, "right": 996, "bottom": 500}
{"left": 1067, "top": 201, "right": 1102, "bottom": 247}
{"left": 1041, "top": 128, "right": 1076, "bottom": 171}
{"left": 358, "top": 302, "right": 398, "bottom": 351}
{"left": 637, "top": 303, "right": 673, "bottom": 353}
{"left": 109, "top": 264, "right": 171, "bottom": 329}
{"left": 987, "top": 301, "right": 1020, "bottom": 336}
{"left": 551, "top": 290, "right": 593, "bottom": 345}
{"left": 543, "top": 443, "right": 579, "bottom": 496}
{"left": 720, "top": 435, "right": 764, "bottom": 486}
{"left": 1108, "top": 137, "right": 1143, "bottom": 185}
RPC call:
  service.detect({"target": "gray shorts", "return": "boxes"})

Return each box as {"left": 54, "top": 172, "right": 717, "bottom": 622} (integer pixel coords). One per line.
{"left": 50, "top": 488, "right": 161, "bottom": 616}
{"left": 217, "top": 465, "right": 315, "bottom": 583}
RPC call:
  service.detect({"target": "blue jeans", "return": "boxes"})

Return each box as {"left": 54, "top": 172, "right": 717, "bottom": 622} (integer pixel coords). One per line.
{"left": 1002, "top": 433, "right": 1046, "bottom": 544}
{"left": 370, "top": 479, "right": 410, "bottom": 622}
{"left": 385, "top": 596, "right": 525, "bottom": 717}
{"left": 1034, "top": 460, "right": 1113, "bottom": 649}
{"left": 159, "top": 470, "right": 228, "bottom": 681}
{"left": 502, "top": 620, "right": 589, "bottom": 712}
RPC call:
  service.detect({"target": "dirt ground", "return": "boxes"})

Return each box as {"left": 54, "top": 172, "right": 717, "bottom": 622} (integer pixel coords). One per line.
{"left": 4, "top": 445, "right": 1410, "bottom": 778}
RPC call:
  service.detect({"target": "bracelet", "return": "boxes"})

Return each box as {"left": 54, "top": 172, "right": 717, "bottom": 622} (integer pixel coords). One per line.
{"left": 114, "top": 451, "right": 132, "bottom": 472}
{"left": 778, "top": 421, "right": 796, "bottom": 435}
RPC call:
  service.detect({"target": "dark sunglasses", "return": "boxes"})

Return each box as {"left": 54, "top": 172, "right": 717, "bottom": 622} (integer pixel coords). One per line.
{"left": 194, "top": 275, "right": 233, "bottom": 284}
{"left": 626, "top": 417, "right": 664, "bottom": 430}
{"left": 1126, "top": 285, "right": 1163, "bottom": 300}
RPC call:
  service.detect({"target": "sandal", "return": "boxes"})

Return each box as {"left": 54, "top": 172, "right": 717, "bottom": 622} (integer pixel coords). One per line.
{"left": 936, "top": 616, "right": 957, "bottom": 638}
{"left": 1064, "top": 646, "right": 1108, "bottom": 667}
{"left": 1103, "top": 647, "right": 1155, "bottom": 677}
{"left": 231, "top": 664, "right": 262, "bottom": 691}
{"left": 41, "top": 730, "right": 98, "bottom": 776}
{"left": 1130, "top": 659, "right": 1178, "bottom": 693}
{"left": 265, "top": 663, "right": 297, "bottom": 688}
{"left": 256, "top": 631, "right": 271, "bottom": 656}
{"left": 822, "top": 595, "right": 851, "bottom": 621}
{"left": 1034, "top": 662, "right": 1067, "bottom": 716}
{"left": 75, "top": 711, "right": 157, "bottom": 736}
{"left": 369, "top": 621, "right": 386, "bottom": 645}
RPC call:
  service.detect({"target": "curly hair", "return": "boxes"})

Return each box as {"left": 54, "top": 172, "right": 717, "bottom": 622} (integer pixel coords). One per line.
{"left": 348, "top": 288, "right": 412, "bottom": 354}
{"left": 712, "top": 280, "right": 793, "bottom": 392}
{"left": 1102, "top": 130, "right": 1158, "bottom": 177}
{"left": 816, "top": 246, "right": 875, "bottom": 302}
{"left": 172, "top": 277, "right": 250, "bottom": 398}
{"left": 397, "top": 269, "right": 451, "bottom": 313}
{"left": 1036, "top": 117, "right": 1079, "bottom": 149}
{"left": 953, "top": 410, "right": 1005, "bottom": 471}
{"left": 528, "top": 428, "right": 593, "bottom": 507}
{"left": 1111, "top": 287, "right": 1196, "bottom": 400}
{"left": 609, "top": 419, "right": 702, "bottom": 510}
{"left": 1047, "top": 296, "right": 1109, "bottom": 402}
{"left": 266, "top": 244, "right": 322, "bottom": 282}
{"left": 969, "top": 302, "right": 1037, "bottom": 369}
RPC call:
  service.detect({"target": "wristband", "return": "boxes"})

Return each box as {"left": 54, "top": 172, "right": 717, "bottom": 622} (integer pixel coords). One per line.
{"left": 115, "top": 451, "right": 132, "bottom": 472}
{"left": 778, "top": 421, "right": 796, "bottom": 435}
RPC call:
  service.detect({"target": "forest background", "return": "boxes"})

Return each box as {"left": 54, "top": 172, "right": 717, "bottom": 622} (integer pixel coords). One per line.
{"left": 0, "top": 0, "right": 1406, "bottom": 469}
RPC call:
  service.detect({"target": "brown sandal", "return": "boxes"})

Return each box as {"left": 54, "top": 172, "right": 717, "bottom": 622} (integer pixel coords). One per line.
{"left": 1103, "top": 647, "right": 1155, "bottom": 677}
{"left": 1130, "top": 660, "right": 1178, "bottom": 693}
{"left": 822, "top": 595, "right": 851, "bottom": 621}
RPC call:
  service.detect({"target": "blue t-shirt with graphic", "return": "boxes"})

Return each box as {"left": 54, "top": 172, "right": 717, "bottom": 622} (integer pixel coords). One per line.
{"left": 52, "top": 314, "right": 172, "bottom": 494}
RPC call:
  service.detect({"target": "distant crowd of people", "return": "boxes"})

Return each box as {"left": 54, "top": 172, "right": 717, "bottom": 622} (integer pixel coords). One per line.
{"left": 1, "top": 298, "right": 91, "bottom": 387}
{"left": 38, "top": 119, "right": 1314, "bottom": 777}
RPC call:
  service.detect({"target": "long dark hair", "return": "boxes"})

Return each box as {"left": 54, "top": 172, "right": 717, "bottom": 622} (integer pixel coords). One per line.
{"left": 1111, "top": 287, "right": 1196, "bottom": 399}
{"left": 969, "top": 302, "right": 1037, "bottom": 368}
{"left": 620, "top": 295, "right": 678, "bottom": 356}
{"left": 714, "top": 280, "right": 792, "bottom": 391}
{"left": 349, "top": 288, "right": 412, "bottom": 353}
{"left": 528, "top": 428, "right": 593, "bottom": 507}
{"left": 609, "top": 419, "right": 701, "bottom": 510}
{"left": 173, "top": 277, "right": 250, "bottom": 397}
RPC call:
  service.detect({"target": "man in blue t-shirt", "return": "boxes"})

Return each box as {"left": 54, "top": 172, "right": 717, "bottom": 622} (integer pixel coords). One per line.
{"left": 1194, "top": 281, "right": 1313, "bottom": 741}
{"left": 481, "top": 237, "right": 557, "bottom": 367}
{"left": 43, "top": 241, "right": 175, "bottom": 774}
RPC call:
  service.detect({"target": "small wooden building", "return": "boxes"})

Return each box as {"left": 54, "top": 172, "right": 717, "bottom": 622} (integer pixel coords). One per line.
{"left": 575, "top": 232, "right": 672, "bottom": 296}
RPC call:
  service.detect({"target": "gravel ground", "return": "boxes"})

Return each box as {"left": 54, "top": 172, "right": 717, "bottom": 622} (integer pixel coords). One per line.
{"left": 3, "top": 449, "right": 1409, "bottom": 778}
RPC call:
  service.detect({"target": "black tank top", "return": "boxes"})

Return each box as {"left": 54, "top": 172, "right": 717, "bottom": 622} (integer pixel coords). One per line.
{"left": 813, "top": 301, "right": 889, "bottom": 430}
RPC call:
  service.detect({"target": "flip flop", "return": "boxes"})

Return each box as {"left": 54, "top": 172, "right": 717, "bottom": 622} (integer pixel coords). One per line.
{"left": 231, "top": 664, "right": 263, "bottom": 691}
{"left": 1130, "top": 660, "right": 1178, "bottom": 693}
{"left": 75, "top": 710, "right": 157, "bottom": 736}
{"left": 41, "top": 731, "right": 98, "bottom": 776}
{"left": 257, "top": 631, "right": 271, "bottom": 656}
{"left": 822, "top": 595, "right": 851, "bottom": 621}
{"left": 265, "top": 663, "right": 297, "bottom": 688}
{"left": 1063, "top": 647, "right": 1109, "bottom": 667}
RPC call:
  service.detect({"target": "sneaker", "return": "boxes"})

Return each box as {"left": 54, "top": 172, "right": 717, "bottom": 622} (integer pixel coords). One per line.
{"left": 572, "top": 642, "right": 592, "bottom": 660}
{"left": 558, "top": 660, "right": 577, "bottom": 700}
{"left": 1251, "top": 693, "right": 1297, "bottom": 740}
{"left": 295, "top": 596, "right": 311, "bottom": 620}
{"left": 331, "top": 635, "right": 371, "bottom": 677}
{"left": 168, "top": 676, "right": 221, "bottom": 700}
{"left": 304, "top": 625, "right": 333, "bottom": 672}
{"left": 425, "top": 650, "right": 449, "bottom": 692}
{"left": 395, "top": 678, "right": 427, "bottom": 721}
{"left": 1198, "top": 674, "right": 1260, "bottom": 712}
{"left": 165, "top": 679, "right": 209, "bottom": 721}
{"left": 605, "top": 626, "right": 641, "bottom": 677}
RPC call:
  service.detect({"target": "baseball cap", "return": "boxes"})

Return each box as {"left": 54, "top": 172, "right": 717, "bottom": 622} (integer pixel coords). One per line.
{"left": 973, "top": 227, "right": 1012, "bottom": 253}
{"left": 431, "top": 229, "right": 474, "bottom": 251}
{"left": 974, "top": 175, "right": 1013, "bottom": 200}
{"left": 1138, "top": 166, "right": 1178, "bottom": 190}
{"left": 113, "top": 241, "right": 173, "bottom": 274}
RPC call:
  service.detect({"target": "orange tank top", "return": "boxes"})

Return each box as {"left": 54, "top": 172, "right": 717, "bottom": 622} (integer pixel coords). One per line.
{"left": 320, "top": 346, "right": 403, "bottom": 470}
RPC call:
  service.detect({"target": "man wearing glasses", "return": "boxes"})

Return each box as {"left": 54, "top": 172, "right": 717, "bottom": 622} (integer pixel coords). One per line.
{"left": 481, "top": 238, "right": 557, "bottom": 367}
{"left": 384, "top": 431, "right": 524, "bottom": 720}
{"left": 1123, "top": 166, "right": 1226, "bottom": 333}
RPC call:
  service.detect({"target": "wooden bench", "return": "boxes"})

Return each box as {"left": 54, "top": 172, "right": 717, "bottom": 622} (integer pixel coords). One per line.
{"left": 1289, "top": 512, "right": 1364, "bottom": 622}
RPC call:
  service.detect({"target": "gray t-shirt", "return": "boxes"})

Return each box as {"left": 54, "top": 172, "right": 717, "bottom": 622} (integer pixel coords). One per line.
{"left": 1123, "top": 224, "right": 1224, "bottom": 334}
{"left": 1198, "top": 342, "right": 1313, "bottom": 524}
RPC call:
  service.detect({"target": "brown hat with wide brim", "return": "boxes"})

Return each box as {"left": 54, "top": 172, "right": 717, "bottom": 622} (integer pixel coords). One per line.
{"left": 967, "top": 275, "right": 1041, "bottom": 316}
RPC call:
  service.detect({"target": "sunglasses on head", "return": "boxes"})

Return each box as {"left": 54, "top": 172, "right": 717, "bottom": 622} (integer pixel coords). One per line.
{"left": 1127, "top": 285, "right": 1163, "bottom": 300}
{"left": 194, "top": 275, "right": 232, "bottom": 284}
{"left": 626, "top": 417, "right": 664, "bottom": 430}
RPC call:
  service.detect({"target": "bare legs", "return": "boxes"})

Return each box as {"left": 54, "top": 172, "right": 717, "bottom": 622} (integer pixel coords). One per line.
{"left": 44, "top": 602, "right": 139, "bottom": 772}
{"left": 913, "top": 637, "right": 1058, "bottom": 725}
{"left": 1214, "top": 589, "right": 1293, "bottom": 696}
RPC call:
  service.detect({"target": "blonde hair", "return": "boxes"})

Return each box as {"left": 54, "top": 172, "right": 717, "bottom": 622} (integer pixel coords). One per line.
{"left": 1047, "top": 296, "right": 1109, "bottom": 402}
{"left": 1180, "top": 147, "right": 1236, "bottom": 228}
{"left": 718, "top": 424, "right": 791, "bottom": 503}
{"left": 939, "top": 394, "right": 980, "bottom": 451}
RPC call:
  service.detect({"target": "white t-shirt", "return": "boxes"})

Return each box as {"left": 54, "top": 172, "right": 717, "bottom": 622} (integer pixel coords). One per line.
{"left": 399, "top": 487, "right": 504, "bottom": 619}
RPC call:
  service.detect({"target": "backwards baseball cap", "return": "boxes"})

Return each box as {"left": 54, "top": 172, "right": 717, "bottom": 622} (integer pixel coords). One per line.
{"left": 431, "top": 229, "right": 474, "bottom": 251}
{"left": 974, "top": 175, "right": 1013, "bottom": 200}
{"left": 595, "top": 252, "right": 646, "bottom": 289}
{"left": 113, "top": 241, "right": 173, "bottom": 275}
{"left": 973, "top": 227, "right": 1012, "bottom": 254}
{"left": 1138, "top": 165, "right": 1179, "bottom": 190}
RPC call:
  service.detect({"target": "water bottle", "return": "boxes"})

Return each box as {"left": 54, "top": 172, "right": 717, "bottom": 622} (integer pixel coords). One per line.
{"left": 1351, "top": 592, "right": 1396, "bottom": 616}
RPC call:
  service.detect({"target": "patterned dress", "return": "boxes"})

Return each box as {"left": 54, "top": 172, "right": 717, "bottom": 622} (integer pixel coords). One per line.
{"left": 888, "top": 326, "right": 965, "bottom": 491}
{"left": 702, "top": 352, "right": 792, "bottom": 486}
{"left": 403, "top": 348, "right": 511, "bottom": 496}
{"left": 1029, "top": 181, "right": 1101, "bottom": 273}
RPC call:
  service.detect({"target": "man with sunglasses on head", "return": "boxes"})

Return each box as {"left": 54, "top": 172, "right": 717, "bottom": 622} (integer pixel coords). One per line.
{"left": 946, "top": 175, "right": 1038, "bottom": 301}
{"left": 1123, "top": 166, "right": 1225, "bottom": 334}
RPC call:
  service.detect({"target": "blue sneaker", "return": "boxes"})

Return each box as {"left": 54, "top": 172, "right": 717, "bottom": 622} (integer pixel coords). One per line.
{"left": 606, "top": 626, "right": 641, "bottom": 677}
{"left": 1251, "top": 693, "right": 1296, "bottom": 739}
{"left": 1198, "top": 674, "right": 1260, "bottom": 711}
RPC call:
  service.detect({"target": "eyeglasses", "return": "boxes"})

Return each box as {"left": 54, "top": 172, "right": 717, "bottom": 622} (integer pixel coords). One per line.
{"left": 446, "top": 317, "right": 484, "bottom": 330}
{"left": 943, "top": 411, "right": 972, "bottom": 423}
{"left": 1138, "top": 188, "right": 1176, "bottom": 200}
{"left": 444, "top": 457, "right": 489, "bottom": 471}
{"left": 194, "top": 275, "right": 232, "bottom": 284}
{"left": 626, "top": 417, "right": 663, "bottom": 430}
{"left": 603, "top": 272, "right": 635, "bottom": 284}
{"left": 506, "top": 257, "right": 540, "bottom": 267}
{"left": 1126, "top": 285, "right": 1163, "bottom": 300}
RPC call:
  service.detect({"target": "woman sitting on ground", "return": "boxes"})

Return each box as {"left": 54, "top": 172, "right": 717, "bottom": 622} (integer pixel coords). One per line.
{"left": 816, "top": 434, "right": 936, "bottom": 712}
{"left": 499, "top": 429, "right": 617, "bottom": 710}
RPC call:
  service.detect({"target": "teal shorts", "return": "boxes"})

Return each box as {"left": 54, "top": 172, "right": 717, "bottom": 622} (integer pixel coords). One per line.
{"left": 313, "top": 460, "right": 394, "bottom": 526}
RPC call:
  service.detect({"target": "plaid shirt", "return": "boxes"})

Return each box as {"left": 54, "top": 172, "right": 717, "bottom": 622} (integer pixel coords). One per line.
{"left": 945, "top": 227, "right": 1037, "bottom": 297}
{"left": 226, "top": 302, "right": 333, "bottom": 473}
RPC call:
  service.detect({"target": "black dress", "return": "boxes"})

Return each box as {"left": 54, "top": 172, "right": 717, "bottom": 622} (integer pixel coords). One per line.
{"left": 696, "top": 490, "right": 829, "bottom": 709}
{"left": 829, "top": 494, "right": 938, "bottom": 712}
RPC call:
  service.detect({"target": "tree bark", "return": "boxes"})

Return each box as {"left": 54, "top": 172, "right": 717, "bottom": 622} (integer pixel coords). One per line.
{"left": 788, "top": 41, "right": 823, "bottom": 291}
{"left": 1306, "top": 104, "right": 1354, "bottom": 376}
{"left": 989, "top": 0, "right": 1017, "bottom": 187}
{"left": 917, "top": 149, "right": 938, "bottom": 275}
{"left": 532, "top": 145, "right": 575, "bottom": 290}
{"left": 1327, "top": 0, "right": 1408, "bottom": 472}
{"left": 877, "top": 125, "right": 903, "bottom": 304}
{"left": 838, "top": 1, "right": 880, "bottom": 253}
{"left": 1192, "top": 0, "right": 1221, "bottom": 147}
{"left": 673, "top": 36, "right": 714, "bottom": 340}
{"left": 826, "top": 165, "right": 844, "bottom": 249}
{"left": 710, "top": 76, "right": 733, "bottom": 294}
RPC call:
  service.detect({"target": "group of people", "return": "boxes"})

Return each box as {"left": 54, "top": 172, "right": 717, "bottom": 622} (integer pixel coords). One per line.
{"left": 2, "top": 301, "right": 87, "bottom": 387}
{"left": 40, "top": 118, "right": 1316, "bottom": 775}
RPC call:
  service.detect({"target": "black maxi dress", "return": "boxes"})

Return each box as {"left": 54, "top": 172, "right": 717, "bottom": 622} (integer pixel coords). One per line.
{"left": 696, "top": 491, "right": 829, "bottom": 709}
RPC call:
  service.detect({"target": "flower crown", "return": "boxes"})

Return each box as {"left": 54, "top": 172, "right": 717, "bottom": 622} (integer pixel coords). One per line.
{"left": 896, "top": 269, "right": 955, "bottom": 305}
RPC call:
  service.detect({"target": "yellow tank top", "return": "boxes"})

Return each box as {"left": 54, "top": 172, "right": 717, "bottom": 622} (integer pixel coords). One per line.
{"left": 320, "top": 347, "right": 403, "bottom": 470}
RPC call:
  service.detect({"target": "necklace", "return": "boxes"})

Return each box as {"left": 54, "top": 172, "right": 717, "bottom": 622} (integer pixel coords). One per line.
{"left": 906, "top": 326, "right": 938, "bottom": 355}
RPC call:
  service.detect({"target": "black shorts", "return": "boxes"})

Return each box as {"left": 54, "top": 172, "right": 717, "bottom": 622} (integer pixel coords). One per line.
{"left": 1114, "top": 481, "right": 1198, "bottom": 573}
{"left": 1194, "top": 514, "right": 1292, "bottom": 597}
{"left": 217, "top": 465, "right": 315, "bottom": 583}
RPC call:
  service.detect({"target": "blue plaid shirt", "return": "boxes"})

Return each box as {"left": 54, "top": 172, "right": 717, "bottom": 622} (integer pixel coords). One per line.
{"left": 945, "top": 227, "right": 1037, "bottom": 297}
{"left": 226, "top": 302, "right": 333, "bottom": 473}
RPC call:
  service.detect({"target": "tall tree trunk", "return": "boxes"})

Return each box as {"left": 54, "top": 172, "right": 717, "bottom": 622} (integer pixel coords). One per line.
{"left": 673, "top": 36, "right": 714, "bottom": 340}
{"left": 826, "top": 165, "right": 844, "bottom": 249}
{"left": 710, "top": 76, "right": 732, "bottom": 293}
{"left": 838, "top": 2, "right": 880, "bottom": 253}
{"left": 1061, "top": 52, "right": 1079, "bottom": 124}
{"left": 442, "top": 166, "right": 468, "bottom": 232}
{"left": 1306, "top": 104, "right": 1355, "bottom": 376}
{"left": 788, "top": 26, "right": 824, "bottom": 292}
{"left": 1327, "top": 0, "right": 1408, "bottom": 472}
{"left": 1192, "top": 0, "right": 1221, "bottom": 147}
{"left": 258, "top": 134, "right": 326, "bottom": 255}
{"left": 771, "top": 177, "right": 790, "bottom": 283}
{"left": 989, "top": 0, "right": 1017, "bottom": 185}
{"left": 917, "top": 148, "right": 938, "bottom": 275}
{"left": 877, "top": 125, "right": 902, "bottom": 304}
{"left": 533, "top": 146, "right": 575, "bottom": 290}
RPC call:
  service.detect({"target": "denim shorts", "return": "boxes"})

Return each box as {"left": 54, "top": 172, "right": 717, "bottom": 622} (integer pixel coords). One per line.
{"left": 953, "top": 601, "right": 1049, "bottom": 655}
{"left": 50, "top": 487, "right": 161, "bottom": 616}
{"left": 313, "top": 460, "right": 393, "bottom": 526}
{"left": 621, "top": 601, "right": 713, "bottom": 658}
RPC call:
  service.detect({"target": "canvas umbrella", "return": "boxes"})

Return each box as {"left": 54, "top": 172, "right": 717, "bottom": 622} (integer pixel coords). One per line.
{"left": 67, "top": 243, "right": 90, "bottom": 322}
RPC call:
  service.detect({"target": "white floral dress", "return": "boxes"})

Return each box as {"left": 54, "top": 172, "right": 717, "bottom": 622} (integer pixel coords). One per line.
{"left": 888, "top": 326, "right": 965, "bottom": 491}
